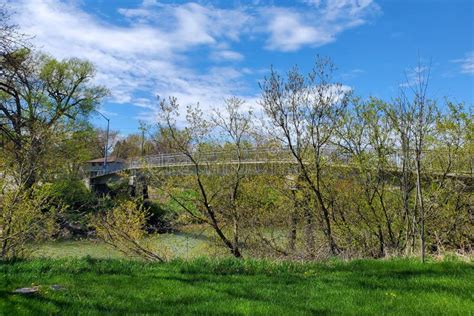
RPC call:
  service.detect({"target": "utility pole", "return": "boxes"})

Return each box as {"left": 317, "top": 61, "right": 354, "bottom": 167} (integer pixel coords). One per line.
{"left": 97, "top": 111, "right": 110, "bottom": 173}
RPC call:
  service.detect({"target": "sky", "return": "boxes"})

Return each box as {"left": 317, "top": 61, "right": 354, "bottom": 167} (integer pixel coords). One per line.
{"left": 7, "top": 0, "right": 474, "bottom": 134}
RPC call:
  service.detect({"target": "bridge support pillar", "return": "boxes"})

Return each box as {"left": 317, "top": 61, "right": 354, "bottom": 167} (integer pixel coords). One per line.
{"left": 128, "top": 175, "right": 148, "bottom": 199}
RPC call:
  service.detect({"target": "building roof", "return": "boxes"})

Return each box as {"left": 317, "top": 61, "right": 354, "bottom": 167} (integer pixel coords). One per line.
{"left": 86, "top": 156, "right": 125, "bottom": 163}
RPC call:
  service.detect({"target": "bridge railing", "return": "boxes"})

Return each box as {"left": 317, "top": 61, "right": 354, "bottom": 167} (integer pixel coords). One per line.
{"left": 127, "top": 146, "right": 299, "bottom": 169}
{"left": 89, "top": 146, "right": 472, "bottom": 178}
{"left": 87, "top": 163, "right": 128, "bottom": 177}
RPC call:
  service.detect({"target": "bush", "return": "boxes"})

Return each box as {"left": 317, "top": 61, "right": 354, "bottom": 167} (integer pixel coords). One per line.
{"left": 0, "top": 187, "right": 58, "bottom": 260}
{"left": 40, "top": 178, "right": 95, "bottom": 211}
{"left": 90, "top": 200, "right": 165, "bottom": 262}
{"left": 144, "top": 200, "right": 175, "bottom": 233}
{"left": 37, "top": 178, "right": 96, "bottom": 238}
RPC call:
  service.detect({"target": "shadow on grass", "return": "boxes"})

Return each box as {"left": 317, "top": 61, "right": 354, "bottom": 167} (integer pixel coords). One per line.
{"left": 0, "top": 258, "right": 472, "bottom": 314}
{"left": 153, "top": 272, "right": 326, "bottom": 314}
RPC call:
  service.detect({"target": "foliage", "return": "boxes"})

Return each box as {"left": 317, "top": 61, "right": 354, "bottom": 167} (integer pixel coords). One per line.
{"left": 1, "top": 44, "right": 108, "bottom": 187}
{"left": 90, "top": 200, "right": 165, "bottom": 262}
{"left": 149, "top": 63, "right": 472, "bottom": 260}
{"left": 155, "top": 97, "right": 254, "bottom": 258}
{"left": 33, "top": 178, "right": 97, "bottom": 238}
{"left": 112, "top": 129, "right": 158, "bottom": 159}
{"left": 49, "top": 124, "right": 106, "bottom": 178}
{"left": 1, "top": 13, "right": 471, "bottom": 262}
{"left": 0, "top": 187, "right": 58, "bottom": 260}
{"left": 144, "top": 200, "right": 175, "bottom": 233}
{"left": 39, "top": 178, "right": 95, "bottom": 211}
{"left": 260, "top": 56, "right": 350, "bottom": 256}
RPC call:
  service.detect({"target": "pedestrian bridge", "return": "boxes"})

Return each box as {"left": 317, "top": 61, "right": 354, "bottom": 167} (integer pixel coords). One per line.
{"left": 87, "top": 146, "right": 472, "bottom": 181}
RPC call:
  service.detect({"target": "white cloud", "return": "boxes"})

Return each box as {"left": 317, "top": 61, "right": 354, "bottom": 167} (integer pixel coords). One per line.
{"left": 10, "top": 0, "right": 379, "bottom": 124}
{"left": 264, "top": 0, "right": 379, "bottom": 51}
{"left": 117, "top": 7, "right": 153, "bottom": 20}
{"left": 142, "top": 0, "right": 159, "bottom": 7}
{"left": 210, "top": 50, "right": 244, "bottom": 62}
{"left": 452, "top": 51, "right": 474, "bottom": 75}
{"left": 265, "top": 8, "right": 334, "bottom": 51}
{"left": 340, "top": 68, "right": 364, "bottom": 80}
{"left": 11, "top": 0, "right": 253, "bottom": 117}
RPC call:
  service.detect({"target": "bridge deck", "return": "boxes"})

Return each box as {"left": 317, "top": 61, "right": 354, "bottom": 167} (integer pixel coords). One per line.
{"left": 88, "top": 147, "right": 472, "bottom": 180}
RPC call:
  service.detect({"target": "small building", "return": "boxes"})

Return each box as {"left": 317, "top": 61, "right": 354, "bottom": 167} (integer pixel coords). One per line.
{"left": 85, "top": 157, "right": 126, "bottom": 177}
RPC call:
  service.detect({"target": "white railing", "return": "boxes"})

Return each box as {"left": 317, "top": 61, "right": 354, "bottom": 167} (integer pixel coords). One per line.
{"left": 88, "top": 146, "right": 472, "bottom": 178}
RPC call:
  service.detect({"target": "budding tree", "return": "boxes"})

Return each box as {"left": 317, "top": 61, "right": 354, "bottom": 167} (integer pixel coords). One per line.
{"left": 155, "top": 96, "right": 253, "bottom": 258}
{"left": 260, "top": 56, "right": 349, "bottom": 256}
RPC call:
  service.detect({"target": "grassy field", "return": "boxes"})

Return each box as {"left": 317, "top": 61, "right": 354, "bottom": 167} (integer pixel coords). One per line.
{"left": 0, "top": 257, "right": 472, "bottom": 315}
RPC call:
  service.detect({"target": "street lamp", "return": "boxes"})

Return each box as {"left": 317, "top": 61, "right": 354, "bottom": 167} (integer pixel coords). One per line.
{"left": 96, "top": 111, "right": 110, "bottom": 173}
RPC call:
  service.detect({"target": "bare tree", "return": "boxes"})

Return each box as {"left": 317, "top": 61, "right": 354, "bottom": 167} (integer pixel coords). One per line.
{"left": 337, "top": 97, "right": 398, "bottom": 257}
{"left": 260, "top": 56, "right": 349, "bottom": 256}
{"left": 385, "top": 60, "right": 436, "bottom": 262}
{"left": 405, "top": 61, "right": 436, "bottom": 262}
{"left": 385, "top": 94, "right": 416, "bottom": 254}
{"left": 211, "top": 97, "right": 253, "bottom": 257}
{"left": 156, "top": 96, "right": 252, "bottom": 258}
{"left": 0, "top": 5, "right": 29, "bottom": 57}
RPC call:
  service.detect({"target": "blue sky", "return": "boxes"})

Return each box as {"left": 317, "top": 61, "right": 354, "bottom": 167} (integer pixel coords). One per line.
{"left": 10, "top": 0, "right": 473, "bottom": 134}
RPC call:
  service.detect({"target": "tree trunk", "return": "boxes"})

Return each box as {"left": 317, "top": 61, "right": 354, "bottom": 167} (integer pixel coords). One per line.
{"left": 304, "top": 204, "right": 316, "bottom": 258}
{"left": 288, "top": 208, "right": 298, "bottom": 253}
{"left": 415, "top": 155, "right": 426, "bottom": 262}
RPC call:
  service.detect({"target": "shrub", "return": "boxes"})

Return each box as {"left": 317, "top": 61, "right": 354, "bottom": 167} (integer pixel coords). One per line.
{"left": 143, "top": 200, "right": 175, "bottom": 233}
{"left": 38, "top": 178, "right": 96, "bottom": 238}
{"left": 40, "top": 178, "right": 95, "bottom": 211}
{"left": 0, "top": 187, "right": 58, "bottom": 260}
{"left": 90, "top": 200, "right": 165, "bottom": 262}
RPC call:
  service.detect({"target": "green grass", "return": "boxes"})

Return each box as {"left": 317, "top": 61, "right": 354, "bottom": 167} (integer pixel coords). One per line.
{"left": 0, "top": 257, "right": 472, "bottom": 315}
